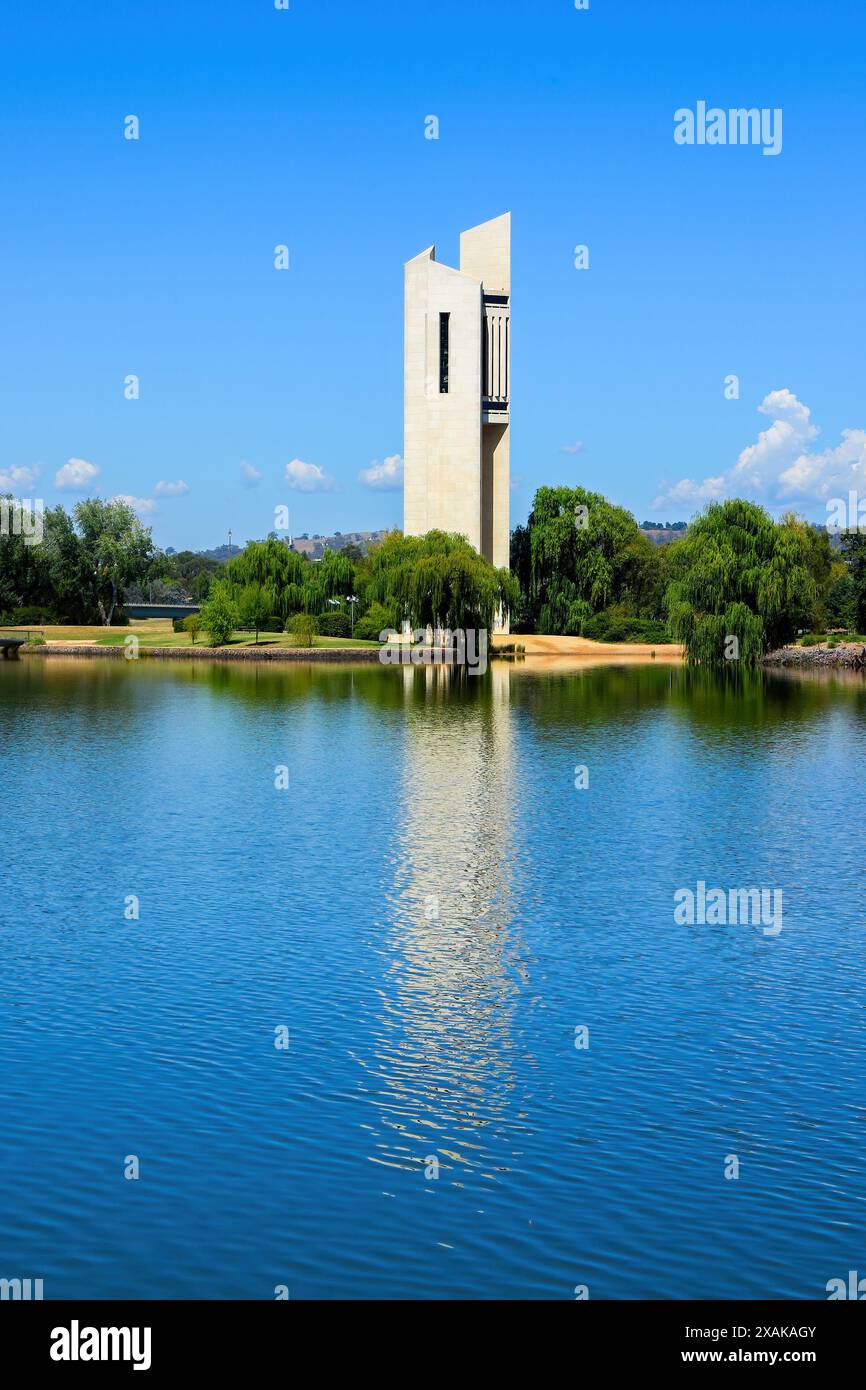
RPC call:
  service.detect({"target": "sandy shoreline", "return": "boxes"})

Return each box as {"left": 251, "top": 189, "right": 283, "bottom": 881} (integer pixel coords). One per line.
{"left": 510, "top": 634, "right": 684, "bottom": 661}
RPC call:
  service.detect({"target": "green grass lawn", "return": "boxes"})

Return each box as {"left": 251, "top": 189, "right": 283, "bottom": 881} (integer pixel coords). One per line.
{"left": 1, "top": 619, "right": 179, "bottom": 642}
{"left": 0, "top": 619, "right": 380, "bottom": 649}
{"left": 798, "top": 632, "right": 866, "bottom": 646}
{"left": 96, "top": 629, "right": 380, "bottom": 649}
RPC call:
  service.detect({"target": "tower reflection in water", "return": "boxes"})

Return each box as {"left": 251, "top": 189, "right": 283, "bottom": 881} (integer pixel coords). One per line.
{"left": 354, "top": 660, "right": 536, "bottom": 1186}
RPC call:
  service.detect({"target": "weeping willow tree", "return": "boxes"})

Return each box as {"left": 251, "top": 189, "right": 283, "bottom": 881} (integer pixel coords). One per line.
{"left": 303, "top": 548, "right": 355, "bottom": 615}
{"left": 511, "top": 485, "right": 663, "bottom": 634}
{"left": 365, "top": 530, "right": 517, "bottom": 633}
{"left": 224, "top": 538, "right": 357, "bottom": 620}
{"left": 225, "top": 539, "right": 309, "bottom": 618}
{"left": 664, "top": 500, "right": 829, "bottom": 665}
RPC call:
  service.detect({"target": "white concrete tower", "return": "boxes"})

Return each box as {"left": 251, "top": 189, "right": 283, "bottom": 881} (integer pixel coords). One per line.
{"left": 403, "top": 213, "right": 510, "bottom": 575}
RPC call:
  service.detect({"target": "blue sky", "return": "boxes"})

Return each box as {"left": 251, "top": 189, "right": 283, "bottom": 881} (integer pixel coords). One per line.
{"left": 1, "top": 0, "right": 864, "bottom": 550}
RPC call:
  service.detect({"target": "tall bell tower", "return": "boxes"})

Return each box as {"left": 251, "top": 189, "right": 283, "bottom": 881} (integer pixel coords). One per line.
{"left": 403, "top": 213, "right": 511, "bottom": 587}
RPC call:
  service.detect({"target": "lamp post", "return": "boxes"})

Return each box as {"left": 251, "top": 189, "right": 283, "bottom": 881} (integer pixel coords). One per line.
{"left": 347, "top": 595, "right": 358, "bottom": 636}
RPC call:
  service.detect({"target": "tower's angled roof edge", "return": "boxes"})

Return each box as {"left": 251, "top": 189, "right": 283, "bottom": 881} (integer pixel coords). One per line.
{"left": 460, "top": 211, "right": 510, "bottom": 239}
{"left": 459, "top": 213, "right": 510, "bottom": 292}
{"left": 405, "top": 244, "right": 436, "bottom": 268}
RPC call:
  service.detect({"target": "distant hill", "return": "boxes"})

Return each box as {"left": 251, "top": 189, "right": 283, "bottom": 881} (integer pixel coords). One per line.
{"left": 290, "top": 529, "right": 392, "bottom": 559}
{"left": 637, "top": 521, "right": 844, "bottom": 551}
{"left": 194, "top": 531, "right": 394, "bottom": 563}
{"left": 640, "top": 525, "right": 688, "bottom": 547}
{"left": 200, "top": 527, "right": 682, "bottom": 558}
{"left": 190, "top": 518, "right": 844, "bottom": 564}
{"left": 197, "top": 543, "right": 240, "bottom": 563}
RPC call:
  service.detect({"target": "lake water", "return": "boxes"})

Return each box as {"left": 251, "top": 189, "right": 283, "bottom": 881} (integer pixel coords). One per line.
{"left": 1, "top": 655, "right": 864, "bottom": 1300}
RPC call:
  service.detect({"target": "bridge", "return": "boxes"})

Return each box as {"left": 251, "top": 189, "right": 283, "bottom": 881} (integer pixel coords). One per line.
{"left": 123, "top": 603, "right": 201, "bottom": 620}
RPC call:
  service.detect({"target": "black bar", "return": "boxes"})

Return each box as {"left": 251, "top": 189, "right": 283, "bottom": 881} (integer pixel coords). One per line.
{"left": 1, "top": 1298, "right": 862, "bottom": 1376}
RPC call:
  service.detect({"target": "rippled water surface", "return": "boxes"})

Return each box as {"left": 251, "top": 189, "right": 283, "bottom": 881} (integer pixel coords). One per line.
{"left": 1, "top": 656, "right": 864, "bottom": 1299}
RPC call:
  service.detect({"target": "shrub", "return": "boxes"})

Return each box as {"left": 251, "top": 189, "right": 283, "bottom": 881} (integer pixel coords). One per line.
{"left": 353, "top": 602, "right": 397, "bottom": 642}
{"left": 581, "top": 610, "right": 668, "bottom": 644}
{"left": 284, "top": 612, "right": 317, "bottom": 646}
{"left": 11, "top": 605, "right": 57, "bottom": 625}
{"left": 800, "top": 634, "right": 824, "bottom": 647}
{"left": 183, "top": 614, "right": 202, "bottom": 644}
{"left": 632, "top": 620, "right": 668, "bottom": 643}
{"left": 316, "top": 610, "right": 351, "bottom": 638}
{"left": 25, "top": 633, "right": 46, "bottom": 646}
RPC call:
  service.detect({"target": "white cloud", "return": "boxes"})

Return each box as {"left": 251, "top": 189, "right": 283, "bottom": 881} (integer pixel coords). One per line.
{"left": 152, "top": 479, "right": 189, "bottom": 497}
{"left": 779, "top": 428, "right": 866, "bottom": 499}
{"left": 112, "top": 494, "right": 156, "bottom": 516}
{"left": 55, "top": 457, "right": 99, "bottom": 490}
{"left": 560, "top": 440, "right": 585, "bottom": 455}
{"left": 654, "top": 390, "right": 866, "bottom": 509}
{"left": 757, "top": 388, "right": 813, "bottom": 429}
{"left": 284, "top": 458, "right": 334, "bottom": 492}
{"left": 654, "top": 475, "right": 729, "bottom": 506}
{"left": 0, "top": 464, "right": 40, "bottom": 492}
{"left": 728, "top": 391, "right": 818, "bottom": 493}
{"left": 240, "top": 459, "right": 261, "bottom": 487}
{"left": 359, "top": 454, "right": 403, "bottom": 490}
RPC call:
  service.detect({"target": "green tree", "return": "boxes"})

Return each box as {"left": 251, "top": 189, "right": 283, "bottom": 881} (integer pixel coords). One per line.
{"left": 74, "top": 498, "right": 154, "bottom": 625}
{"left": 199, "top": 581, "right": 238, "bottom": 646}
{"left": 664, "top": 501, "right": 825, "bottom": 665}
{"left": 0, "top": 494, "right": 44, "bottom": 617}
{"left": 41, "top": 506, "right": 91, "bottom": 620}
{"left": 365, "top": 530, "right": 516, "bottom": 633}
{"left": 183, "top": 613, "right": 201, "bottom": 645}
{"left": 0, "top": 498, "right": 92, "bottom": 622}
{"left": 512, "top": 486, "right": 660, "bottom": 634}
{"left": 302, "top": 548, "right": 356, "bottom": 616}
{"left": 237, "top": 583, "right": 270, "bottom": 643}
{"left": 226, "top": 538, "right": 310, "bottom": 619}
{"left": 133, "top": 549, "right": 227, "bottom": 604}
